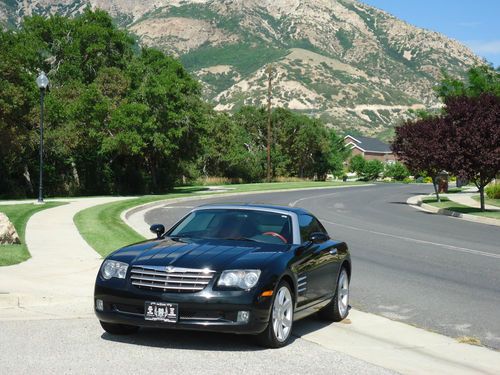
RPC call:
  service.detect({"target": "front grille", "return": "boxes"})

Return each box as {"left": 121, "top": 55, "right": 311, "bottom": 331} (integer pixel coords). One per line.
{"left": 130, "top": 265, "right": 215, "bottom": 293}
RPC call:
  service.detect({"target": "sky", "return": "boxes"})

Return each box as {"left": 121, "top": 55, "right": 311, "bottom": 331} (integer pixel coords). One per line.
{"left": 361, "top": 0, "right": 500, "bottom": 66}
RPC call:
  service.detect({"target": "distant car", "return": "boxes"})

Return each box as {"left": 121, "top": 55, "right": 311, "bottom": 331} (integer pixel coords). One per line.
{"left": 94, "top": 204, "right": 351, "bottom": 347}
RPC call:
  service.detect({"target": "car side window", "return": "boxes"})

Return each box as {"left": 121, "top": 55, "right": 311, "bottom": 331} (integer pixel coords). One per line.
{"left": 298, "top": 214, "right": 328, "bottom": 243}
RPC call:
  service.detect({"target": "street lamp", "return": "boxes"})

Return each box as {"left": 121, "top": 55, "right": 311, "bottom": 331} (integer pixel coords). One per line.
{"left": 36, "top": 71, "right": 49, "bottom": 204}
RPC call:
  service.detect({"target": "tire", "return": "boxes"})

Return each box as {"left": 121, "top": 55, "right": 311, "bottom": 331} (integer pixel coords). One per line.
{"left": 256, "top": 280, "right": 294, "bottom": 348}
{"left": 318, "top": 267, "right": 350, "bottom": 321}
{"left": 99, "top": 321, "right": 139, "bottom": 335}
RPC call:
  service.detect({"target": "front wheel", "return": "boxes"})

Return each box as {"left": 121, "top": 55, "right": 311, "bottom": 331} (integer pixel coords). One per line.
{"left": 256, "top": 281, "right": 294, "bottom": 348}
{"left": 318, "top": 267, "right": 350, "bottom": 321}
{"left": 100, "top": 321, "right": 139, "bottom": 335}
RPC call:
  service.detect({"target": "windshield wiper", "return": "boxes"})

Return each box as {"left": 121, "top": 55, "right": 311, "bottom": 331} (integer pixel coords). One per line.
{"left": 222, "top": 237, "right": 258, "bottom": 242}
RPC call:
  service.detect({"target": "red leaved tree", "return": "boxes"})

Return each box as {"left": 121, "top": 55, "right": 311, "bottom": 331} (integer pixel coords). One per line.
{"left": 392, "top": 116, "right": 449, "bottom": 202}
{"left": 443, "top": 93, "right": 500, "bottom": 211}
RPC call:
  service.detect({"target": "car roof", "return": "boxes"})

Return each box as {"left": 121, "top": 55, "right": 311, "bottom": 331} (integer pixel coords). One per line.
{"left": 195, "top": 202, "right": 312, "bottom": 215}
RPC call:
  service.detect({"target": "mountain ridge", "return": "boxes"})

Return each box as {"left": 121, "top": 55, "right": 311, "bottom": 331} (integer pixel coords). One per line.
{"left": 1, "top": 0, "right": 483, "bottom": 138}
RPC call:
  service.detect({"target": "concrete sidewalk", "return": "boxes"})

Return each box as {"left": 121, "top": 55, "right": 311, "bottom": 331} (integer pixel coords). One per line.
{"left": 0, "top": 197, "right": 133, "bottom": 319}
{"left": 446, "top": 192, "right": 500, "bottom": 211}
{"left": 296, "top": 310, "right": 500, "bottom": 374}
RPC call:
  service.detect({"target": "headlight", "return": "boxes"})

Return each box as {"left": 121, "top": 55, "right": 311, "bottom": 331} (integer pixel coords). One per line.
{"left": 101, "top": 260, "right": 128, "bottom": 280}
{"left": 218, "top": 270, "right": 261, "bottom": 290}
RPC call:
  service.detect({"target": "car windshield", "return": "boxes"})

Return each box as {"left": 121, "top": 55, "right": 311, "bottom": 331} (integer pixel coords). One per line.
{"left": 168, "top": 208, "right": 293, "bottom": 245}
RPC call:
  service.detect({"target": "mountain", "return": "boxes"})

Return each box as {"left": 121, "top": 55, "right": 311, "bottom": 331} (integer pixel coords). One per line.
{"left": 1, "top": 0, "right": 482, "bottom": 138}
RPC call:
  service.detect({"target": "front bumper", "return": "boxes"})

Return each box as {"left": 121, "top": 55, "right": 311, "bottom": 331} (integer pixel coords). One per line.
{"left": 94, "top": 280, "right": 272, "bottom": 334}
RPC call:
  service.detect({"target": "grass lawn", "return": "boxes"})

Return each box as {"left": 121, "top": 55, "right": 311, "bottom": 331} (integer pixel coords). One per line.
{"left": 445, "top": 187, "right": 463, "bottom": 194}
{"left": 0, "top": 202, "right": 65, "bottom": 266}
{"left": 471, "top": 195, "right": 500, "bottom": 208}
{"left": 423, "top": 197, "right": 500, "bottom": 220}
{"left": 74, "top": 181, "right": 365, "bottom": 257}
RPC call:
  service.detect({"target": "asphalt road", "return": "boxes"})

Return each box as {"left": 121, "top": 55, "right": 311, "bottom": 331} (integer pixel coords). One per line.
{"left": 145, "top": 183, "right": 500, "bottom": 349}
{"left": 0, "top": 318, "right": 393, "bottom": 375}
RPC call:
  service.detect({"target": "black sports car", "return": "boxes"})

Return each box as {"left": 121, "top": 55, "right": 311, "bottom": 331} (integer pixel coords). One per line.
{"left": 94, "top": 204, "right": 351, "bottom": 347}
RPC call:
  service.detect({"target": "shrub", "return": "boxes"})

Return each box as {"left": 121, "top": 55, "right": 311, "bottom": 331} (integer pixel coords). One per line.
{"left": 403, "top": 177, "right": 413, "bottom": 184}
{"left": 349, "top": 155, "right": 366, "bottom": 175}
{"left": 361, "top": 160, "right": 384, "bottom": 181}
{"left": 486, "top": 183, "right": 500, "bottom": 199}
{"left": 384, "top": 162, "right": 410, "bottom": 181}
{"left": 415, "top": 176, "right": 424, "bottom": 183}
{"left": 423, "top": 177, "right": 433, "bottom": 183}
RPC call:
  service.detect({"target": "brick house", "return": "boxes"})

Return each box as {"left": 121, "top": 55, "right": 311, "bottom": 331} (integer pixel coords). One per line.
{"left": 344, "top": 135, "right": 396, "bottom": 163}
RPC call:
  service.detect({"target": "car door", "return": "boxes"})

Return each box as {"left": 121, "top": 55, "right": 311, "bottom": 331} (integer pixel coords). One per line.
{"left": 295, "top": 214, "right": 339, "bottom": 303}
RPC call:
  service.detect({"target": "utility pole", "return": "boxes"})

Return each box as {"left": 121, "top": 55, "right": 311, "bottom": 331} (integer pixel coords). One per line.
{"left": 266, "top": 64, "right": 273, "bottom": 182}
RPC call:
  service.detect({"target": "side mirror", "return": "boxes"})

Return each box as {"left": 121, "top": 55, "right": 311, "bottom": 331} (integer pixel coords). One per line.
{"left": 150, "top": 224, "right": 165, "bottom": 239}
{"left": 310, "top": 232, "right": 329, "bottom": 244}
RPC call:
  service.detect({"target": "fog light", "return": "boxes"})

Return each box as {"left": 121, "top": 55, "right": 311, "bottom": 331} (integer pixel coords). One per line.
{"left": 96, "top": 299, "right": 104, "bottom": 311}
{"left": 237, "top": 310, "right": 250, "bottom": 323}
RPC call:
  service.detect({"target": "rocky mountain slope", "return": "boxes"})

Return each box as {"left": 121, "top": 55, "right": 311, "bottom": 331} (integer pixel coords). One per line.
{"left": 1, "top": 0, "right": 482, "bottom": 138}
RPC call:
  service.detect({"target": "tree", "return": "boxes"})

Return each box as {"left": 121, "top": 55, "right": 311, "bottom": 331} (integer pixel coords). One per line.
{"left": 0, "top": 10, "right": 207, "bottom": 196}
{"left": 443, "top": 94, "right": 500, "bottom": 210}
{"left": 392, "top": 116, "right": 448, "bottom": 201}
{"left": 349, "top": 155, "right": 366, "bottom": 175}
{"left": 361, "top": 160, "right": 384, "bottom": 181}
{"left": 384, "top": 162, "right": 410, "bottom": 181}
{"left": 436, "top": 65, "right": 500, "bottom": 100}
{"left": 434, "top": 65, "right": 499, "bottom": 210}
{"left": 324, "top": 130, "right": 351, "bottom": 178}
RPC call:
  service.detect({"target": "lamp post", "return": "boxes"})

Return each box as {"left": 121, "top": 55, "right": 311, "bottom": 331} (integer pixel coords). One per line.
{"left": 36, "top": 71, "right": 49, "bottom": 204}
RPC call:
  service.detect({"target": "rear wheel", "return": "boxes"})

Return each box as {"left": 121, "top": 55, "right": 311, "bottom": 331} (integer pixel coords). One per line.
{"left": 99, "top": 321, "right": 139, "bottom": 335}
{"left": 257, "top": 281, "right": 294, "bottom": 348}
{"left": 318, "top": 267, "right": 350, "bottom": 321}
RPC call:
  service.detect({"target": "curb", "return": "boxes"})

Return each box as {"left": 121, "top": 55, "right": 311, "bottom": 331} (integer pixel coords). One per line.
{"left": 121, "top": 184, "right": 374, "bottom": 237}
{"left": 407, "top": 195, "right": 500, "bottom": 227}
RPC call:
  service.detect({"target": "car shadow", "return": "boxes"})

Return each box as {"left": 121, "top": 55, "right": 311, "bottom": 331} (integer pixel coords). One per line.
{"left": 292, "top": 315, "right": 335, "bottom": 337}
{"left": 100, "top": 327, "right": 297, "bottom": 352}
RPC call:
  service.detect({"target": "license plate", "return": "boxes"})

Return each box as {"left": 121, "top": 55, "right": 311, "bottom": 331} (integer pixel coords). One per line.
{"left": 144, "top": 301, "right": 178, "bottom": 323}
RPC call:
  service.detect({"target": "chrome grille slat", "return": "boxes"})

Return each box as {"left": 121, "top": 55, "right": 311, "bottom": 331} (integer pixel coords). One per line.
{"left": 130, "top": 275, "right": 210, "bottom": 285}
{"left": 131, "top": 281, "right": 203, "bottom": 291}
{"left": 130, "top": 266, "right": 215, "bottom": 293}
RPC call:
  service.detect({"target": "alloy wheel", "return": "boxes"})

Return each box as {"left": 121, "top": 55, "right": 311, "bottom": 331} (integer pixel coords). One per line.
{"left": 272, "top": 285, "right": 293, "bottom": 342}
{"left": 337, "top": 269, "right": 349, "bottom": 317}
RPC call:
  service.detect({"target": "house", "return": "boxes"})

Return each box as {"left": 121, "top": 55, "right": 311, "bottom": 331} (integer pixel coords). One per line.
{"left": 344, "top": 135, "right": 395, "bottom": 163}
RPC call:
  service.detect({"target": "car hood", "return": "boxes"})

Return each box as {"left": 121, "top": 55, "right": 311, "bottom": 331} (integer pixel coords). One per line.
{"left": 112, "top": 237, "right": 288, "bottom": 271}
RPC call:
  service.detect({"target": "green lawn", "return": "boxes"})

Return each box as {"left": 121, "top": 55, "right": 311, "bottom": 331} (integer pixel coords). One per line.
{"left": 74, "top": 181, "right": 365, "bottom": 257}
{"left": 445, "top": 187, "right": 463, "bottom": 194}
{"left": 472, "top": 195, "right": 500, "bottom": 208}
{"left": 0, "top": 202, "right": 65, "bottom": 266}
{"left": 423, "top": 197, "right": 500, "bottom": 220}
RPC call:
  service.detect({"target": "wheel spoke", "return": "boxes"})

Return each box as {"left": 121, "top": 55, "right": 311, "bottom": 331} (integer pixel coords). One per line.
{"left": 283, "top": 299, "right": 291, "bottom": 310}
{"left": 278, "top": 322, "right": 285, "bottom": 339}
{"left": 279, "top": 289, "right": 285, "bottom": 305}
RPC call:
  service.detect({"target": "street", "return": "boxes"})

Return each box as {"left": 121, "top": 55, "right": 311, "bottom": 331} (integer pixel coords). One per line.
{"left": 144, "top": 183, "right": 500, "bottom": 349}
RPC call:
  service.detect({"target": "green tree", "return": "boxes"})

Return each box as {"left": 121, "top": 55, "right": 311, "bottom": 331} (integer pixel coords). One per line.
{"left": 384, "top": 162, "right": 410, "bottom": 181}
{"left": 0, "top": 10, "right": 208, "bottom": 197}
{"left": 361, "top": 160, "right": 384, "bottom": 181}
{"left": 435, "top": 65, "right": 500, "bottom": 100}
{"left": 349, "top": 155, "right": 366, "bottom": 175}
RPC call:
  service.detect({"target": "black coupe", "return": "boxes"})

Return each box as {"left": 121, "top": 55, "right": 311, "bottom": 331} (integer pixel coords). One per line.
{"left": 94, "top": 204, "right": 351, "bottom": 347}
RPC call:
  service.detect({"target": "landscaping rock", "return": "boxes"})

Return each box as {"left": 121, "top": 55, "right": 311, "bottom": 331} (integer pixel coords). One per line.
{"left": 0, "top": 213, "right": 21, "bottom": 245}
